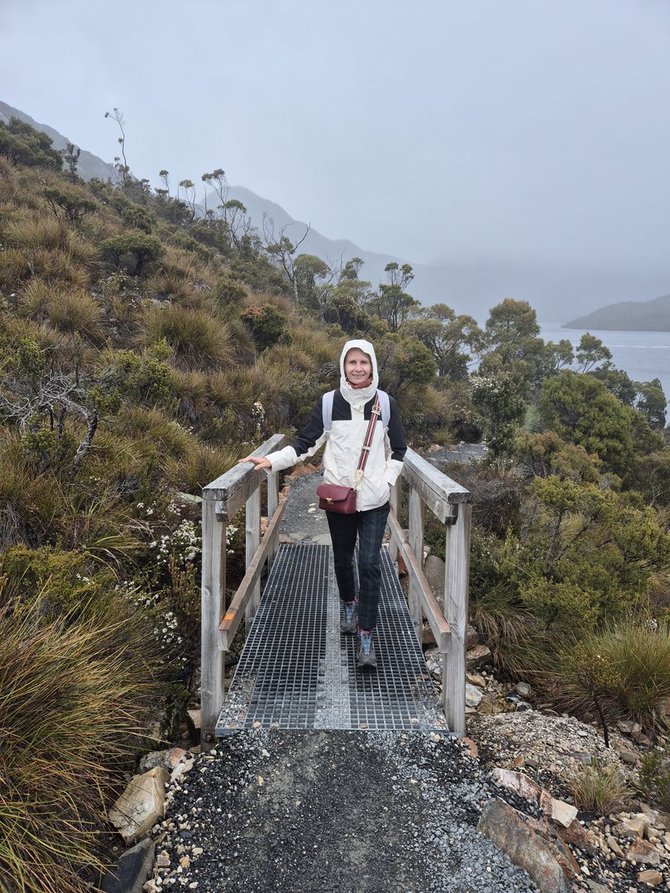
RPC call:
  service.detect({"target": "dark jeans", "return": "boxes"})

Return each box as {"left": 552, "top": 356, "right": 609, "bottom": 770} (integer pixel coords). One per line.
{"left": 326, "top": 502, "right": 390, "bottom": 631}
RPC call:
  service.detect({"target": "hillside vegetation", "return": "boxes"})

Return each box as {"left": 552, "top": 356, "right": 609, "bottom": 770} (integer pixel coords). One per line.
{"left": 1, "top": 116, "right": 670, "bottom": 892}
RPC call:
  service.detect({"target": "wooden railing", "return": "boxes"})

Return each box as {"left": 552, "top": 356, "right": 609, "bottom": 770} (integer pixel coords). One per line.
{"left": 388, "top": 448, "right": 471, "bottom": 735}
{"left": 200, "top": 438, "right": 471, "bottom": 744}
{"left": 200, "top": 434, "right": 288, "bottom": 746}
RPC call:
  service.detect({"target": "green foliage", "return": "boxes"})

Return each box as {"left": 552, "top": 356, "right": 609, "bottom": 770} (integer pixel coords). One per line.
{"left": 539, "top": 371, "right": 634, "bottom": 474}
{"left": 0, "top": 117, "right": 63, "bottom": 170}
{"left": 241, "top": 303, "right": 288, "bottom": 350}
{"left": 97, "top": 344, "right": 174, "bottom": 410}
{"left": 635, "top": 378, "right": 667, "bottom": 429}
{"left": 405, "top": 304, "right": 483, "bottom": 379}
{"left": 552, "top": 622, "right": 670, "bottom": 733}
{"left": 575, "top": 332, "right": 612, "bottom": 372}
{"left": 100, "top": 230, "right": 164, "bottom": 276}
{"left": 367, "top": 262, "right": 420, "bottom": 331}
{"left": 569, "top": 761, "right": 631, "bottom": 815}
{"left": 471, "top": 369, "right": 528, "bottom": 458}
{"left": 43, "top": 186, "right": 96, "bottom": 226}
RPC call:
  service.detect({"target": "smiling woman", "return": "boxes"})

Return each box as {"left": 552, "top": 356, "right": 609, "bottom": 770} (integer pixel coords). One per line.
{"left": 240, "top": 338, "right": 407, "bottom": 671}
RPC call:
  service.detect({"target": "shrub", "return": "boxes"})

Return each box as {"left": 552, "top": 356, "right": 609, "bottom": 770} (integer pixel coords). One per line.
{"left": 552, "top": 622, "right": 670, "bottom": 735}
{"left": 0, "top": 117, "right": 63, "bottom": 170}
{"left": 100, "top": 230, "right": 164, "bottom": 276}
{"left": 143, "top": 304, "right": 234, "bottom": 370}
{"left": 0, "top": 595, "right": 157, "bottom": 893}
{"left": 569, "top": 761, "right": 631, "bottom": 816}
{"left": 241, "top": 303, "right": 288, "bottom": 350}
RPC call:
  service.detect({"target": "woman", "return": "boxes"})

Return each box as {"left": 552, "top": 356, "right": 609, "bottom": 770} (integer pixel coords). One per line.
{"left": 241, "top": 339, "right": 406, "bottom": 670}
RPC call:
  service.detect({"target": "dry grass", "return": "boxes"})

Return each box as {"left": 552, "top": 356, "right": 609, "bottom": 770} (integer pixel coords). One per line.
{"left": 166, "top": 441, "right": 241, "bottom": 492}
{"left": 569, "top": 761, "right": 631, "bottom": 816}
{"left": 47, "top": 288, "right": 104, "bottom": 342}
{"left": 143, "top": 304, "right": 235, "bottom": 369}
{"left": 0, "top": 594, "right": 158, "bottom": 893}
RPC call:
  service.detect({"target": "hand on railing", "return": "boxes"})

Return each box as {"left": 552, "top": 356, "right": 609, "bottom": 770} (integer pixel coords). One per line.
{"left": 238, "top": 455, "right": 272, "bottom": 471}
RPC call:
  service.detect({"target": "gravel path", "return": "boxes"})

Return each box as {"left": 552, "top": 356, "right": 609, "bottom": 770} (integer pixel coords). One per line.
{"left": 155, "top": 730, "right": 541, "bottom": 893}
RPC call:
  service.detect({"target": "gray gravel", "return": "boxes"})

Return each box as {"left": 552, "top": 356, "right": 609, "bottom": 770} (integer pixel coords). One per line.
{"left": 155, "top": 730, "right": 541, "bottom": 893}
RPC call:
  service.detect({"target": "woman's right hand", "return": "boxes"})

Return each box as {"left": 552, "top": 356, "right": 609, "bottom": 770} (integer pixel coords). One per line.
{"left": 238, "top": 455, "right": 272, "bottom": 471}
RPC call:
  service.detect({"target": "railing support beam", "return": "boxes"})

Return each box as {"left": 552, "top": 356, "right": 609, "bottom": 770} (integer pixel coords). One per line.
{"left": 200, "top": 494, "right": 226, "bottom": 748}
{"left": 443, "top": 503, "right": 471, "bottom": 736}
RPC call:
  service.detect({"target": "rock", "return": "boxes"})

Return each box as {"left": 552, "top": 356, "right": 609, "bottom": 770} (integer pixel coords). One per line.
{"left": 491, "top": 767, "right": 544, "bottom": 804}
{"left": 466, "top": 683, "right": 483, "bottom": 707}
{"left": 139, "top": 747, "right": 190, "bottom": 774}
{"left": 614, "top": 814, "right": 649, "bottom": 839}
{"left": 478, "top": 799, "right": 571, "bottom": 893}
{"left": 466, "top": 623, "right": 479, "bottom": 650}
{"left": 108, "top": 767, "right": 169, "bottom": 844}
{"left": 606, "top": 834, "right": 625, "bottom": 858}
{"left": 515, "top": 682, "right": 532, "bottom": 699}
{"left": 466, "top": 644, "right": 492, "bottom": 669}
{"left": 637, "top": 869, "right": 663, "bottom": 886}
{"left": 460, "top": 737, "right": 479, "bottom": 759}
{"left": 626, "top": 839, "right": 661, "bottom": 866}
{"left": 613, "top": 740, "right": 641, "bottom": 765}
{"left": 101, "top": 839, "right": 155, "bottom": 893}
{"left": 586, "top": 882, "right": 610, "bottom": 893}
{"left": 658, "top": 695, "right": 670, "bottom": 718}
{"left": 467, "top": 672, "right": 487, "bottom": 687}
{"left": 424, "top": 554, "right": 446, "bottom": 600}
{"left": 558, "top": 819, "right": 594, "bottom": 853}
{"left": 550, "top": 798, "right": 578, "bottom": 829}
{"left": 616, "top": 719, "right": 642, "bottom": 736}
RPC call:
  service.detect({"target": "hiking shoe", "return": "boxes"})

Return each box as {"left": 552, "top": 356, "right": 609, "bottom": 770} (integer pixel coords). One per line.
{"left": 356, "top": 629, "right": 377, "bottom": 671}
{"left": 340, "top": 600, "right": 358, "bottom": 634}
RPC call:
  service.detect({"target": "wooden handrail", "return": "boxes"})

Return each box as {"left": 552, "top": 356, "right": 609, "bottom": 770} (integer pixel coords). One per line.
{"left": 219, "top": 495, "right": 287, "bottom": 650}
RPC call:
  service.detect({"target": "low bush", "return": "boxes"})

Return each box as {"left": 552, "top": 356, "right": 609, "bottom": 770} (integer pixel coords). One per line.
{"left": 569, "top": 760, "right": 631, "bottom": 816}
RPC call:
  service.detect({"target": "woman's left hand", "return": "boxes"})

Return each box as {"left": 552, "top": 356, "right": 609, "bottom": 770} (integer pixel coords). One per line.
{"left": 238, "top": 455, "right": 272, "bottom": 470}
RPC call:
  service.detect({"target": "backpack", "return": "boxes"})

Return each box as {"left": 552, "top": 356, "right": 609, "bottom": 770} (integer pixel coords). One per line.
{"left": 322, "top": 389, "right": 390, "bottom": 433}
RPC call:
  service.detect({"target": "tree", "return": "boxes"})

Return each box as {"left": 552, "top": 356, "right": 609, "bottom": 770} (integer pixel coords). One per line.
{"left": 293, "top": 254, "right": 332, "bottom": 311}
{"left": 575, "top": 333, "right": 612, "bottom": 373}
{"left": 538, "top": 371, "right": 634, "bottom": 474}
{"left": 405, "top": 303, "right": 483, "bottom": 379}
{"left": 61, "top": 141, "right": 81, "bottom": 179}
{"left": 368, "top": 263, "right": 420, "bottom": 331}
{"left": 471, "top": 370, "right": 528, "bottom": 458}
{"left": 480, "top": 299, "right": 546, "bottom": 387}
{"left": 100, "top": 231, "right": 164, "bottom": 276}
{"left": 635, "top": 378, "right": 667, "bottom": 430}
{"left": 43, "top": 187, "right": 96, "bottom": 226}
{"left": 104, "top": 107, "right": 130, "bottom": 185}
{"left": 261, "top": 216, "right": 310, "bottom": 300}
{"left": 0, "top": 117, "right": 63, "bottom": 170}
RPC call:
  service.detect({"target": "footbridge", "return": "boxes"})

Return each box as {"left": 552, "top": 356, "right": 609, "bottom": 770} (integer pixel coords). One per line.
{"left": 200, "top": 436, "right": 471, "bottom": 747}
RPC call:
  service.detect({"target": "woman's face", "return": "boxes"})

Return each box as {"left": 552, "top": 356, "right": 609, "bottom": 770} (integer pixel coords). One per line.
{"left": 344, "top": 348, "right": 373, "bottom": 386}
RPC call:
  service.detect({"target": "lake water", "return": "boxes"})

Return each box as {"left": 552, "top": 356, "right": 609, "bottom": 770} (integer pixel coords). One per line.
{"left": 540, "top": 324, "right": 670, "bottom": 404}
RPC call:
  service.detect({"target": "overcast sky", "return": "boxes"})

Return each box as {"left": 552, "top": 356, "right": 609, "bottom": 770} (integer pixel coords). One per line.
{"left": 2, "top": 0, "right": 670, "bottom": 270}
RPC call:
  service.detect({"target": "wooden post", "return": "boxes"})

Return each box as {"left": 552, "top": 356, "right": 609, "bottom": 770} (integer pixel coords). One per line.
{"left": 245, "top": 485, "right": 261, "bottom": 625}
{"left": 407, "top": 486, "right": 424, "bottom": 644}
{"left": 443, "top": 503, "right": 471, "bottom": 735}
{"left": 267, "top": 471, "right": 280, "bottom": 566}
{"left": 388, "top": 480, "right": 400, "bottom": 563}
{"left": 200, "top": 494, "right": 226, "bottom": 748}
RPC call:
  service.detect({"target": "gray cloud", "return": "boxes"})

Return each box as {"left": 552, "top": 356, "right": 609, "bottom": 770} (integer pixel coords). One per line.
{"left": 1, "top": 0, "right": 669, "bottom": 274}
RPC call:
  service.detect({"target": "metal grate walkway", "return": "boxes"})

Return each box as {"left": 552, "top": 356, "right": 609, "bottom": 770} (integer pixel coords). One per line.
{"left": 216, "top": 543, "right": 449, "bottom": 735}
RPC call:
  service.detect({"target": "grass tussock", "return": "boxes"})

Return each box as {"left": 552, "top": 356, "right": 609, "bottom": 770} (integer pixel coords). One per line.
{"left": 47, "top": 288, "right": 104, "bottom": 342}
{"left": 166, "top": 441, "right": 240, "bottom": 492}
{"left": 0, "top": 596, "right": 158, "bottom": 893}
{"left": 552, "top": 621, "right": 670, "bottom": 731}
{"left": 569, "top": 761, "right": 631, "bottom": 816}
{"left": 143, "top": 304, "right": 235, "bottom": 369}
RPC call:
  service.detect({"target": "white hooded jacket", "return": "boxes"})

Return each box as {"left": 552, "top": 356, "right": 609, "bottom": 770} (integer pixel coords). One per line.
{"left": 265, "top": 339, "right": 406, "bottom": 511}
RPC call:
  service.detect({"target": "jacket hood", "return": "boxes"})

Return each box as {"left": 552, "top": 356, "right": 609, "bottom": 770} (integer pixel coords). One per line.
{"left": 339, "top": 339, "right": 379, "bottom": 407}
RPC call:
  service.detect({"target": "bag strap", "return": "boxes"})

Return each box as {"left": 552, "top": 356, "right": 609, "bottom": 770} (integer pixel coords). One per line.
{"left": 353, "top": 395, "right": 381, "bottom": 487}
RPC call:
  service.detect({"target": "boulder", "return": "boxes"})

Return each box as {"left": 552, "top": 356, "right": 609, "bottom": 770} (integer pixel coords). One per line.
{"left": 637, "top": 869, "right": 663, "bottom": 886}
{"left": 139, "top": 747, "right": 189, "bottom": 774}
{"left": 478, "top": 799, "right": 571, "bottom": 893}
{"left": 465, "top": 683, "right": 483, "bottom": 708}
{"left": 466, "top": 644, "right": 492, "bottom": 669}
{"left": 423, "top": 554, "right": 445, "bottom": 599}
{"left": 626, "top": 838, "right": 661, "bottom": 866}
{"left": 550, "top": 798, "right": 578, "bottom": 829}
{"left": 108, "top": 767, "right": 169, "bottom": 844}
{"left": 101, "top": 839, "right": 155, "bottom": 893}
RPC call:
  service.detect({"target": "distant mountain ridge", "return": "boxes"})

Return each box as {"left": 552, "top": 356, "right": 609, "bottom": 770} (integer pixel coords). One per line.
{"left": 564, "top": 293, "right": 670, "bottom": 331}
{"left": 3, "top": 99, "right": 670, "bottom": 324}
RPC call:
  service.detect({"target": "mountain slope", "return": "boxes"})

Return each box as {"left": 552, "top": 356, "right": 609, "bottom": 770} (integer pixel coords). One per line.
{"left": 3, "top": 99, "right": 669, "bottom": 323}
{"left": 564, "top": 293, "right": 670, "bottom": 331}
